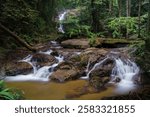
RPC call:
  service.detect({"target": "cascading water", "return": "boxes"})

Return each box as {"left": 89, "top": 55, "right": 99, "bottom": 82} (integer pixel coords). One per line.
{"left": 81, "top": 51, "right": 140, "bottom": 93}
{"left": 58, "top": 11, "right": 68, "bottom": 33}
{"left": 5, "top": 41, "right": 64, "bottom": 82}
{"left": 111, "top": 58, "right": 140, "bottom": 93}
{"left": 81, "top": 57, "right": 108, "bottom": 79}
{"left": 5, "top": 54, "right": 64, "bottom": 82}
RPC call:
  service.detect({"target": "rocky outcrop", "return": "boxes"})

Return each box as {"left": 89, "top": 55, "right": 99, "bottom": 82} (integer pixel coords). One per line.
{"left": 5, "top": 62, "right": 33, "bottom": 76}
{"left": 31, "top": 53, "right": 57, "bottom": 67}
{"left": 89, "top": 77, "right": 110, "bottom": 90}
{"left": 94, "top": 38, "right": 140, "bottom": 48}
{"left": 61, "top": 39, "right": 90, "bottom": 49}
{"left": 90, "top": 59, "right": 114, "bottom": 78}
{"left": 88, "top": 59, "right": 114, "bottom": 90}
{"left": 50, "top": 62, "right": 81, "bottom": 82}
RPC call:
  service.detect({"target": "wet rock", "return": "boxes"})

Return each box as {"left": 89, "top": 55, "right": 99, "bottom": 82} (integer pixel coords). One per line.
{"left": 31, "top": 53, "right": 57, "bottom": 67}
{"left": 90, "top": 59, "right": 114, "bottom": 78}
{"left": 5, "top": 62, "right": 33, "bottom": 76}
{"left": 61, "top": 39, "right": 90, "bottom": 49}
{"left": 51, "top": 51, "right": 59, "bottom": 57}
{"left": 89, "top": 76, "right": 110, "bottom": 90}
{"left": 50, "top": 62, "right": 80, "bottom": 82}
{"left": 57, "top": 49, "right": 82, "bottom": 61}
{"left": 112, "top": 77, "right": 121, "bottom": 83}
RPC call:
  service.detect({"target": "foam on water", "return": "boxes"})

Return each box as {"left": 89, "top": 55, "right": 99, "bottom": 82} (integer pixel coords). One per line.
{"left": 5, "top": 49, "right": 64, "bottom": 82}
{"left": 58, "top": 11, "right": 68, "bottom": 33}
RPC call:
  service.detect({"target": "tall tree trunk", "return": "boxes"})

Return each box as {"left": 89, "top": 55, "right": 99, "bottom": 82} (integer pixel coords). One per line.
{"left": 126, "top": 0, "right": 131, "bottom": 38}
{"left": 118, "top": 0, "right": 122, "bottom": 17}
{"left": 148, "top": 0, "right": 150, "bottom": 34}
{"left": 109, "top": 0, "right": 113, "bottom": 15}
{"left": 138, "top": 0, "right": 141, "bottom": 38}
{"left": 145, "top": 0, "right": 150, "bottom": 51}
{"left": 126, "top": 0, "right": 131, "bottom": 17}
{"left": 91, "top": 0, "right": 101, "bottom": 33}
{"left": 0, "top": 23, "right": 37, "bottom": 52}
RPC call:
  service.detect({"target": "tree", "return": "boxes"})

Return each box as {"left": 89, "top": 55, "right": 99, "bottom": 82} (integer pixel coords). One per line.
{"left": 138, "top": 0, "right": 142, "bottom": 38}
{"left": 91, "top": 0, "right": 100, "bottom": 33}
{"left": 145, "top": 0, "right": 150, "bottom": 51}
{"left": 118, "top": 0, "right": 122, "bottom": 17}
{"left": 126, "top": 0, "right": 131, "bottom": 17}
{"left": 109, "top": 0, "right": 113, "bottom": 15}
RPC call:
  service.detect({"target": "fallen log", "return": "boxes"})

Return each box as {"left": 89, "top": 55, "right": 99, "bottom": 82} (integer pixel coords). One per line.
{"left": 0, "top": 23, "right": 37, "bottom": 52}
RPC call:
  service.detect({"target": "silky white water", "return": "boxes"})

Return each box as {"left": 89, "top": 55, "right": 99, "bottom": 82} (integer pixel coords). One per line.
{"left": 58, "top": 11, "right": 68, "bottom": 33}
{"left": 111, "top": 58, "right": 140, "bottom": 93}
{"left": 81, "top": 57, "right": 108, "bottom": 79}
{"left": 81, "top": 51, "right": 140, "bottom": 93}
{"left": 5, "top": 43, "right": 64, "bottom": 82}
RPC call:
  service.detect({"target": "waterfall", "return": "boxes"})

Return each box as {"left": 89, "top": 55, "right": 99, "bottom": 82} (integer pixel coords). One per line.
{"left": 20, "top": 55, "right": 37, "bottom": 74}
{"left": 81, "top": 57, "right": 108, "bottom": 79}
{"left": 58, "top": 11, "right": 68, "bottom": 33}
{"left": 5, "top": 42, "right": 64, "bottom": 82}
{"left": 81, "top": 51, "right": 140, "bottom": 93}
{"left": 111, "top": 58, "right": 140, "bottom": 93}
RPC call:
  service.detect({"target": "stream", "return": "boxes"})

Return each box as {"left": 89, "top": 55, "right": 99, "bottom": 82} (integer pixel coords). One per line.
{"left": 4, "top": 11, "right": 140, "bottom": 100}
{"left": 5, "top": 40, "right": 140, "bottom": 99}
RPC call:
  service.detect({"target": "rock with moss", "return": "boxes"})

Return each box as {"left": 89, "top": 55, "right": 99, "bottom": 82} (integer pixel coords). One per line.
{"left": 89, "top": 76, "right": 110, "bottom": 90}
{"left": 61, "top": 39, "right": 90, "bottom": 49}
{"left": 50, "top": 62, "right": 81, "bottom": 82}
{"left": 31, "top": 53, "right": 57, "bottom": 67}
{"left": 5, "top": 62, "right": 33, "bottom": 76}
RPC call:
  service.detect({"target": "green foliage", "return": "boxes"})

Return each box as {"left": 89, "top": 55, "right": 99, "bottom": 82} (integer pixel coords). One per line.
{"left": 0, "top": 0, "right": 59, "bottom": 45}
{"left": 130, "top": 41, "right": 145, "bottom": 57}
{"left": 0, "top": 0, "right": 39, "bottom": 35}
{"left": 108, "top": 17, "right": 138, "bottom": 38}
{"left": 0, "top": 80, "right": 24, "bottom": 100}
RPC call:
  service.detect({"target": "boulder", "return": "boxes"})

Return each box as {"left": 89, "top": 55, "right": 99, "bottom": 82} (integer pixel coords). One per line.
{"left": 89, "top": 76, "right": 110, "bottom": 90}
{"left": 31, "top": 53, "right": 57, "bottom": 67}
{"left": 5, "top": 62, "right": 33, "bottom": 76}
{"left": 50, "top": 62, "right": 80, "bottom": 82}
{"left": 90, "top": 59, "right": 114, "bottom": 78}
{"left": 61, "top": 39, "right": 90, "bottom": 49}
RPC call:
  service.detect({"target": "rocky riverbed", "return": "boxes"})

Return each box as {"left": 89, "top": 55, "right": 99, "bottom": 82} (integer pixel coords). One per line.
{"left": 0, "top": 38, "right": 141, "bottom": 99}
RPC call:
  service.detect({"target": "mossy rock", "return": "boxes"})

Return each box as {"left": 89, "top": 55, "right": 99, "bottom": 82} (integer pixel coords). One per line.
{"left": 89, "top": 76, "right": 110, "bottom": 90}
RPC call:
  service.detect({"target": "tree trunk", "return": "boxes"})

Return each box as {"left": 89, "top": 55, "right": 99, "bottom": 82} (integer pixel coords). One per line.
{"left": 148, "top": 0, "right": 150, "bottom": 34}
{"left": 118, "top": 0, "right": 122, "bottom": 17}
{"left": 126, "top": 0, "right": 131, "bottom": 17}
{"left": 91, "top": 0, "right": 101, "bottom": 33}
{"left": 126, "top": 0, "right": 131, "bottom": 38}
{"left": 109, "top": 0, "right": 113, "bottom": 15}
{"left": 145, "top": 0, "right": 150, "bottom": 51}
{"left": 0, "top": 23, "right": 37, "bottom": 52}
{"left": 138, "top": 0, "right": 141, "bottom": 38}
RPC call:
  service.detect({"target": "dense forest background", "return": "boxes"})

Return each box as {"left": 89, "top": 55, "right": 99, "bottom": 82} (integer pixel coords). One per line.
{"left": 0, "top": 0, "right": 150, "bottom": 99}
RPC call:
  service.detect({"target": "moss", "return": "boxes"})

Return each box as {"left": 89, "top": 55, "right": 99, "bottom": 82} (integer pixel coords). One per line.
{"left": 94, "top": 38, "right": 144, "bottom": 48}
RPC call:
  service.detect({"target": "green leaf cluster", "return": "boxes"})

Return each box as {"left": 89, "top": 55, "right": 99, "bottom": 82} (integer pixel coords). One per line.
{"left": 0, "top": 80, "right": 24, "bottom": 100}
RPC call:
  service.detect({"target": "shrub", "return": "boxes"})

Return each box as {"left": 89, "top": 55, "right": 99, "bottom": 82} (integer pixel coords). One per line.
{"left": 0, "top": 80, "right": 24, "bottom": 100}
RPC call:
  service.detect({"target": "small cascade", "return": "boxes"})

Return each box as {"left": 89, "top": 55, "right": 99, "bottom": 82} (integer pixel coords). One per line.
{"left": 58, "top": 11, "right": 68, "bottom": 33}
{"left": 20, "top": 55, "right": 37, "bottom": 74}
{"left": 81, "top": 51, "right": 140, "bottom": 93}
{"left": 111, "top": 58, "right": 140, "bottom": 93}
{"left": 81, "top": 57, "right": 108, "bottom": 79}
{"left": 5, "top": 49, "right": 64, "bottom": 82}
{"left": 85, "top": 60, "right": 90, "bottom": 73}
{"left": 50, "top": 41, "right": 62, "bottom": 49}
{"left": 39, "top": 50, "right": 53, "bottom": 55}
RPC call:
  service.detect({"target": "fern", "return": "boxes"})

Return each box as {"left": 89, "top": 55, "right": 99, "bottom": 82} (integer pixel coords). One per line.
{"left": 0, "top": 80, "right": 24, "bottom": 100}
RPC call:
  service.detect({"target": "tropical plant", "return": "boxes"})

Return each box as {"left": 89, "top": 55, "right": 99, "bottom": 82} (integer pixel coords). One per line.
{"left": 108, "top": 17, "right": 138, "bottom": 38}
{"left": 0, "top": 80, "right": 24, "bottom": 100}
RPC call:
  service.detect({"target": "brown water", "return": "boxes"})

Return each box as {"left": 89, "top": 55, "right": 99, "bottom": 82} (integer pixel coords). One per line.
{"left": 6, "top": 80, "right": 115, "bottom": 100}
